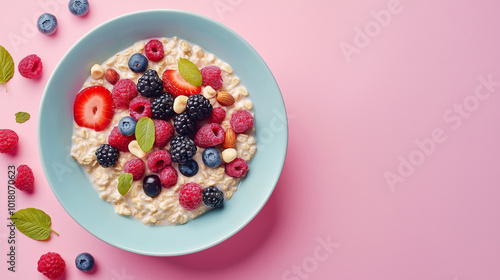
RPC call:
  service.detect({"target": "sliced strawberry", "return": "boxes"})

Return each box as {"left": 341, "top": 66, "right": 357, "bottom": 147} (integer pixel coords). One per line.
{"left": 73, "top": 85, "right": 114, "bottom": 131}
{"left": 162, "top": 69, "right": 201, "bottom": 97}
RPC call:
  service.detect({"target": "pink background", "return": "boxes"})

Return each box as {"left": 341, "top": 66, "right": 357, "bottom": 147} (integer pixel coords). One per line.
{"left": 1, "top": 0, "right": 500, "bottom": 279}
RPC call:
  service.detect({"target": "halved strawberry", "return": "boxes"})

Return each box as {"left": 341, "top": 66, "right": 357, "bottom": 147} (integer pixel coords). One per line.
{"left": 162, "top": 69, "right": 201, "bottom": 97}
{"left": 73, "top": 85, "right": 114, "bottom": 131}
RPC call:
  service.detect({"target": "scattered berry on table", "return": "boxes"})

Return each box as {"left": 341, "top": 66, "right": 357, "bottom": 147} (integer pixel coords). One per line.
{"left": 18, "top": 54, "right": 43, "bottom": 79}
{"left": 95, "top": 144, "right": 119, "bottom": 167}
{"left": 68, "top": 0, "right": 89, "bottom": 16}
{"left": 201, "top": 65, "right": 223, "bottom": 90}
{"left": 128, "top": 53, "right": 148, "bottom": 73}
{"left": 75, "top": 252, "right": 94, "bottom": 272}
{"left": 186, "top": 94, "right": 213, "bottom": 121}
{"left": 194, "top": 123, "right": 225, "bottom": 148}
{"left": 0, "top": 129, "right": 19, "bottom": 153}
{"left": 37, "top": 13, "right": 57, "bottom": 35}
{"left": 230, "top": 110, "right": 254, "bottom": 133}
{"left": 108, "top": 126, "right": 135, "bottom": 152}
{"left": 169, "top": 135, "right": 197, "bottom": 164}
{"left": 118, "top": 116, "right": 137, "bottom": 136}
{"left": 225, "top": 158, "right": 249, "bottom": 177}
{"left": 73, "top": 86, "right": 114, "bottom": 131}
{"left": 142, "top": 174, "right": 161, "bottom": 198}
{"left": 123, "top": 159, "right": 145, "bottom": 181}
{"left": 162, "top": 69, "right": 201, "bottom": 97}
{"left": 129, "top": 96, "right": 152, "bottom": 121}
{"left": 37, "top": 252, "right": 65, "bottom": 280}
{"left": 147, "top": 150, "right": 172, "bottom": 173}
{"left": 202, "top": 148, "right": 221, "bottom": 168}
{"left": 173, "top": 112, "right": 196, "bottom": 135}
{"left": 137, "top": 69, "right": 163, "bottom": 98}
{"left": 151, "top": 93, "right": 175, "bottom": 120}
{"left": 209, "top": 107, "right": 226, "bottom": 124}
{"left": 144, "top": 39, "right": 164, "bottom": 62}
{"left": 112, "top": 79, "right": 139, "bottom": 109}
{"left": 179, "top": 159, "right": 199, "bottom": 177}
{"left": 202, "top": 186, "right": 224, "bottom": 208}
{"left": 179, "top": 182, "right": 202, "bottom": 211}
{"left": 160, "top": 166, "right": 177, "bottom": 188}
{"left": 14, "top": 164, "right": 34, "bottom": 191}
{"left": 153, "top": 119, "right": 174, "bottom": 148}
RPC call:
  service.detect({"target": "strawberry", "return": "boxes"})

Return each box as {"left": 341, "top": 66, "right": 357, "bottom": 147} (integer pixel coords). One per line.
{"left": 73, "top": 86, "right": 114, "bottom": 131}
{"left": 162, "top": 70, "right": 201, "bottom": 97}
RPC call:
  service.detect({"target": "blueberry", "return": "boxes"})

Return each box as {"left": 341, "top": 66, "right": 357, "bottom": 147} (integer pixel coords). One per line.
{"left": 68, "top": 0, "right": 89, "bottom": 16}
{"left": 118, "top": 116, "right": 137, "bottom": 136}
{"left": 143, "top": 174, "right": 161, "bottom": 198}
{"left": 179, "top": 159, "right": 199, "bottom": 177}
{"left": 202, "top": 148, "right": 221, "bottom": 168}
{"left": 128, "top": 53, "right": 148, "bottom": 73}
{"left": 37, "top": 13, "right": 57, "bottom": 35}
{"left": 75, "top": 252, "right": 95, "bottom": 272}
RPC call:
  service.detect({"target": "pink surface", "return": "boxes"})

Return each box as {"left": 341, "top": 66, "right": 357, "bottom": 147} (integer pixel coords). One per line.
{"left": 1, "top": 0, "right": 500, "bottom": 279}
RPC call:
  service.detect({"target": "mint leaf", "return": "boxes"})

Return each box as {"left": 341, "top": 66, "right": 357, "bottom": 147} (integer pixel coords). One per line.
{"left": 135, "top": 117, "right": 155, "bottom": 153}
{"left": 15, "top": 112, "right": 30, "bottom": 123}
{"left": 178, "top": 58, "right": 202, "bottom": 87}
{"left": 118, "top": 173, "right": 133, "bottom": 195}
{"left": 10, "top": 208, "right": 59, "bottom": 241}
{"left": 0, "top": 45, "right": 15, "bottom": 92}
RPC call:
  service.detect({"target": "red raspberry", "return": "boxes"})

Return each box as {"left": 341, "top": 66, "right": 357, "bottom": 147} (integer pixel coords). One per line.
{"left": 147, "top": 150, "right": 172, "bottom": 173}
{"left": 225, "top": 158, "right": 249, "bottom": 178}
{"left": 112, "top": 79, "right": 139, "bottom": 109}
{"left": 129, "top": 96, "right": 152, "bottom": 121}
{"left": 201, "top": 66, "right": 223, "bottom": 90}
{"left": 209, "top": 107, "right": 226, "bottom": 124}
{"left": 179, "top": 182, "right": 202, "bottom": 210}
{"left": 108, "top": 126, "right": 135, "bottom": 152}
{"left": 37, "top": 252, "right": 66, "bottom": 280}
{"left": 14, "top": 164, "right": 34, "bottom": 191}
{"left": 0, "top": 129, "right": 19, "bottom": 153}
{"left": 194, "top": 123, "right": 225, "bottom": 148}
{"left": 230, "top": 110, "right": 254, "bottom": 133}
{"left": 160, "top": 166, "right": 178, "bottom": 188}
{"left": 123, "top": 159, "right": 145, "bottom": 181}
{"left": 145, "top": 39, "right": 164, "bottom": 62}
{"left": 153, "top": 120, "right": 174, "bottom": 148}
{"left": 18, "top": 54, "right": 43, "bottom": 79}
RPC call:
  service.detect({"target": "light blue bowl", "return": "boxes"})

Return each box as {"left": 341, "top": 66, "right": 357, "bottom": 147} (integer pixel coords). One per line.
{"left": 38, "top": 10, "right": 287, "bottom": 256}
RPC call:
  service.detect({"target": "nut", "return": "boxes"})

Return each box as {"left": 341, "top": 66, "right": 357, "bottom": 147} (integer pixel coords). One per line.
{"left": 90, "top": 64, "right": 104, "bottom": 80}
{"left": 105, "top": 68, "right": 120, "bottom": 85}
{"left": 203, "top": 86, "right": 216, "bottom": 99}
{"left": 222, "top": 129, "right": 237, "bottom": 148}
{"left": 173, "top": 95, "right": 189, "bottom": 114}
{"left": 216, "top": 91, "right": 235, "bottom": 106}
{"left": 128, "top": 140, "right": 146, "bottom": 158}
{"left": 222, "top": 148, "right": 237, "bottom": 163}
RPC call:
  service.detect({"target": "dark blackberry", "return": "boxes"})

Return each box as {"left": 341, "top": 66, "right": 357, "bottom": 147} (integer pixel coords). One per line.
{"left": 169, "top": 135, "right": 197, "bottom": 164}
{"left": 151, "top": 93, "right": 175, "bottom": 120}
{"left": 202, "top": 186, "right": 224, "bottom": 208}
{"left": 186, "top": 94, "right": 213, "bottom": 121}
{"left": 137, "top": 69, "right": 163, "bottom": 98}
{"left": 95, "top": 144, "right": 119, "bottom": 167}
{"left": 174, "top": 112, "right": 196, "bottom": 135}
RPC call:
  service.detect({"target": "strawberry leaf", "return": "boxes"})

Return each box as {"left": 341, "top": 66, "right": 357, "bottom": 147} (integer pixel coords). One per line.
{"left": 10, "top": 208, "right": 59, "bottom": 241}
{"left": 0, "top": 45, "right": 15, "bottom": 92}
{"left": 178, "top": 58, "right": 202, "bottom": 87}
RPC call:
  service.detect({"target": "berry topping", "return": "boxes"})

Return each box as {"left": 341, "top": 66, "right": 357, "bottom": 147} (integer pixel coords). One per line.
{"left": 108, "top": 126, "right": 135, "bottom": 152}
{"left": 123, "top": 159, "right": 145, "bottom": 181}
{"left": 143, "top": 174, "right": 161, "bottom": 198}
{"left": 151, "top": 93, "right": 175, "bottom": 120}
{"left": 128, "top": 53, "right": 148, "bottom": 73}
{"left": 153, "top": 119, "right": 174, "bottom": 148}
{"left": 201, "top": 66, "right": 223, "bottom": 90}
{"left": 73, "top": 86, "right": 114, "bottom": 132}
{"left": 37, "top": 13, "right": 57, "bottom": 35}
{"left": 14, "top": 164, "right": 34, "bottom": 191}
{"left": 160, "top": 166, "right": 178, "bottom": 188}
{"left": 37, "top": 252, "right": 65, "bottom": 280}
{"left": 179, "top": 159, "right": 199, "bottom": 177}
{"left": 202, "top": 186, "right": 224, "bottom": 208}
{"left": 202, "top": 148, "right": 221, "bottom": 168}
{"left": 209, "top": 107, "right": 226, "bottom": 124}
{"left": 112, "top": 79, "right": 139, "bottom": 109}
{"left": 169, "top": 135, "right": 197, "bottom": 164}
{"left": 186, "top": 94, "right": 213, "bottom": 121}
{"left": 68, "top": 0, "right": 89, "bottom": 16}
{"left": 0, "top": 129, "right": 19, "bottom": 153}
{"left": 18, "top": 54, "right": 43, "bottom": 79}
{"left": 162, "top": 69, "right": 201, "bottom": 97}
{"left": 230, "top": 110, "right": 254, "bottom": 133}
{"left": 129, "top": 96, "right": 152, "bottom": 121}
{"left": 144, "top": 39, "right": 164, "bottom": 62}
{"left": 194, "top": 123, "right": 225, "bottom": 148}
{"left": 225, "top": 158, "right": 249, "bottom": 178}
{"left": 179, "top": 182, "right": 203, "bottom": 211}
{"left": 173, "top": 112, "right": 196, "bottom": 135}
{"left": 147, "top": 150, "right": 172, "bottom": 173}
{"left": 137, "top": 69, "right": 164, "bottom": 98}
{"left": 75, "top": 252, "right": 94, "bottom": 272}
{"left": 118, "top": 116, "right": 137, "bottom": 136}
{"left": 95, "top": 144, "right": 119, "bottom": 167}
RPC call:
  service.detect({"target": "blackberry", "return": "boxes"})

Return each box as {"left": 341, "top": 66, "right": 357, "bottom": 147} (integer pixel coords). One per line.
{"left": 202, "top": 186, "right": 224, "bottom": 208}
{"left": 186, "top": 94, "right": 213, "bottom": 121}
{"left": 169, "top": 135, "right": 197, "bottom": 164}
{"left": 151, "top": 93, "right": 175, "bottom": 120}
{"left": 137, "top": 69, "right": 163, "bottom": 98}
{"left": 95, "top": 144, "right": 119, "bottom": 167}
{"left": 174, "top": 112, "right": 196, "bottom": 135}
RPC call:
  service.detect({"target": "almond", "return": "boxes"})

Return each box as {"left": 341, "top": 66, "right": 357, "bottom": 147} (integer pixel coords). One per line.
{"left": 105, "top": 68, "right": 120, "bottom": 85}
{"left": 222, "top": 128, "right": 237, "bottom": 148}
{"left": 216, "top": 91, "right": 235, "bottom": 106}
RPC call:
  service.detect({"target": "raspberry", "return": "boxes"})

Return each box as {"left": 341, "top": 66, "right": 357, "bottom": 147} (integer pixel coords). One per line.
{"left": 144, "top": 39, "right": 164, "bottom": 62}
{"left": 179, "top": 182, "right": 202, "bottom": 211}
{"left": 230, "top": 110, "right": 254, "bottom": 133}
{"left": 201, "top": 66, "right": 223, "bottom": 90}
{"left": 147, "top": 150, "right": 172, "bottom": 173}
{"left": 129, "top": 96, "right": 152, "bottom": 121}
{"left": 225, "top": 158, "right": 249, "bottom": 178}
{"left": 108, "top": 126, "right": 135, "bottom": 152}
{"left": 0, "top": 129, "right": 19, "bottom": 153}
{"left": 160, "top": 166, "right": 178, "bottom": 188}
{"left": 209, "top": 107, "right": 226, "bottom": 124}
{"left": 112, "top": 79, "right": 139, "bottom": 109}
{"left": 37, "top": 252, "right": 66, "bottom": 280}
{"left": 123, "top": 159, "right": 145, "bottom": 181}
{"left": 153, "top": 120, "right": 174, "bottom": 148}
{"left": 18, "top": 54, "right": 43, "bottom": 79}
{"left": 14, "top": 165, "right": 34, "bottom": 191}
{"left": 194, "top": 123, "right": 225, "bottom": 148}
